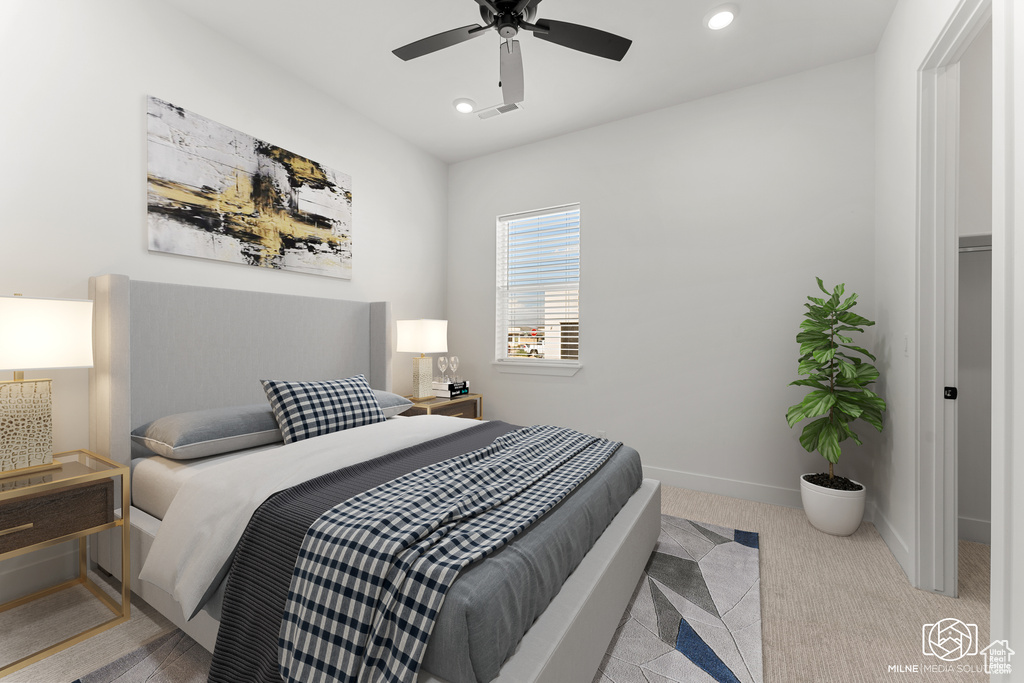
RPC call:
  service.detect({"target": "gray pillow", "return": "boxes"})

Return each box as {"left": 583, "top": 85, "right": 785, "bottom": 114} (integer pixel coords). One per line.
{"left": 373, "top": 390, "right": 413, "bottom": 418}
{"left": 131, "top": 404, "right": 283, "bottom": 460}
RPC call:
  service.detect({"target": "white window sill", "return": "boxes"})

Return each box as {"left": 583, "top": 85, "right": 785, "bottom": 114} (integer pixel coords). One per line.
{"left": 493, "top": 361, "right": 582, "bottom": 377}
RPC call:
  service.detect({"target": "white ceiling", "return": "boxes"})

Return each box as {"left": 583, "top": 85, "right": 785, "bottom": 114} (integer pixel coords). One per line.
{"left": 159, "top": 0, "right": 897, "bottom": 164}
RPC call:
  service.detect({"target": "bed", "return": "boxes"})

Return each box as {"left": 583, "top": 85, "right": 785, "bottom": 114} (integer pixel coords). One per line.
{"left": 87, "top": 274, "right": 661, "bottom": 683}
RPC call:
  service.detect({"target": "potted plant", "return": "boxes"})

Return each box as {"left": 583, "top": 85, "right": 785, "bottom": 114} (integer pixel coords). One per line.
{"left": 786, "top": 278, "right": 887, "bottom": 536}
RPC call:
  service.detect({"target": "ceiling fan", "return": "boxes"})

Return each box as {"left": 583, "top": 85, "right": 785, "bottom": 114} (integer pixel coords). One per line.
{"left": 392, "top": 0, "right": 632, "bottom": 107}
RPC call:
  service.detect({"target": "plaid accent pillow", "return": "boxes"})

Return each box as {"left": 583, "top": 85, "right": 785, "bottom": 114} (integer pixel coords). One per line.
{"left": 261, "top": 375, "right": 386, "bottom": 444}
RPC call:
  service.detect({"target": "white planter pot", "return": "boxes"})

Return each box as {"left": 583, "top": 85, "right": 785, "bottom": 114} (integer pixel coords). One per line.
{"left": 800, "top": 473, "right": 865, "bottom": 536}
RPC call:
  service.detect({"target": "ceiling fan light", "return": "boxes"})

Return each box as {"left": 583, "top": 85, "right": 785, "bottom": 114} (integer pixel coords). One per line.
{"left": 705, "top": 5, "right": 738, "bottom": 30}
{"left": 453, "top": 98, "right": 476, "bottom": 114}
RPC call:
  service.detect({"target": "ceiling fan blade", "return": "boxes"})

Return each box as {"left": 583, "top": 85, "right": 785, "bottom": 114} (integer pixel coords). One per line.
{"left": 473, "top": 0, "right": 499, "bottom": 14}
{"left": 532, "top": 19, "right": 631, "bottom": 61}
{"left": 511, "top": 0, "right": 539, "bottom": 15}
{"left": 393, "top": 24, "right": 487, "bottom": 61}
{"left": 500, "top": 40, "right": 524, "bottom": 105}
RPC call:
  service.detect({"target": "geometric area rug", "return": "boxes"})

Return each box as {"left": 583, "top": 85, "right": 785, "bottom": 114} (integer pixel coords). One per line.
{"left": 593, "top": 515, "right": 762, "bottom": 683}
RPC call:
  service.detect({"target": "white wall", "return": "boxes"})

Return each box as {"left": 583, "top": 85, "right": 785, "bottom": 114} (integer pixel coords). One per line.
{"left": 871, "top": 0, "right": 963, "bottom": 579}
{"left": 447, "top": 56, "right": 876, "bottom": 508}
{"left": 0, "top": 0, "right": 449, "bottom": 426}
{"left": 874, "top": 0, "right": 1024, "bottom": 650}
{"left": 990, "top": 0, "right": 1024, "bottom": 656}
{"left": 959, "top": 21, "right": 994, "bottom": 239}
{"left": 0, "top": 0, "right": 448, "bottom": 599}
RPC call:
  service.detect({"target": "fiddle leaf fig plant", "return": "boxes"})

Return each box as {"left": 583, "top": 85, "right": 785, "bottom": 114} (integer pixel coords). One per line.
{"left": 786, "top": 278, "right": 887, "bottom": 482}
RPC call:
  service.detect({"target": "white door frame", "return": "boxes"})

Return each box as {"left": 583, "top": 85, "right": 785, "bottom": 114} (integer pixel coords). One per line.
{"left": 989, "top": 0, "right": 1021, "bottom": 650}
{"left": 915, "top": 0, "right": 991, "bottom": 598}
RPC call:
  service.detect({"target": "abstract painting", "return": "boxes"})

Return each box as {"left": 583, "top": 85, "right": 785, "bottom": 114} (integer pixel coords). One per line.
{"left": 147, "top": 97, "right": 352, "bottom": 279}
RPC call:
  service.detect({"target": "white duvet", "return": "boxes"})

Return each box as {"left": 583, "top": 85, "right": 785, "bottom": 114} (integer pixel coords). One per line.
{"left": 138, "top": 415, "right": 477, "bottom": 618}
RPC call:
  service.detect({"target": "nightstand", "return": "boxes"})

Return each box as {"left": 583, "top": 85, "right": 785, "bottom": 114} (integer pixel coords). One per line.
{"left": 0, "top": 449, "right": 130, "bottom": 677}
{"left": 405, "top": 393, "right": 483, "bottom": 420}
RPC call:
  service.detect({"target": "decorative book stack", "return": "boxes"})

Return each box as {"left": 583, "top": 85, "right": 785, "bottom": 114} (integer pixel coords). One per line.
{"left": 432, "top": 381, "right": 470, "bottom": 399}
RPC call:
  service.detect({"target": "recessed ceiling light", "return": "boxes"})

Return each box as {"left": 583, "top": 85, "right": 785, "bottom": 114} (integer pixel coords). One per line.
{"left": 705, "top": 4, "right": 738, "bottom": 30}
{"left": 453, "top": 98, "right": 476, "bottom": 114}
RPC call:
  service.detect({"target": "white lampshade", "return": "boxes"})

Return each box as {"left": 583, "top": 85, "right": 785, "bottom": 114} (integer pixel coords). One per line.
{"left": 396, "top": 319, "right": 448, "bottom": 355}
{"left": 0, "top": 296, "right": 94, "bottom": 371}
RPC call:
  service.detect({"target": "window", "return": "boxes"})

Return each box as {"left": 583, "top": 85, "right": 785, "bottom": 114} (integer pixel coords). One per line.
{"left": 495, "top": 204, "right": 580, "bottom": 374}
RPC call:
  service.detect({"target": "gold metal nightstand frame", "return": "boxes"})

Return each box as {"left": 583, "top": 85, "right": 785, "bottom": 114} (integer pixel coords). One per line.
{"left": 403, "top": 393, "right": 483, "bottom": 420}
{"left": 0, "top": 449, "right": 130, "bottom": 678}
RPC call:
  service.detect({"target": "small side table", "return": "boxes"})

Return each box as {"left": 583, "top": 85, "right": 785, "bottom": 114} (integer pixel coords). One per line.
{"left": 404, "top": 393, "right": 483, "bottom": 420}
{"left": 0, "top": 449, "right": 130, "bottom": 677}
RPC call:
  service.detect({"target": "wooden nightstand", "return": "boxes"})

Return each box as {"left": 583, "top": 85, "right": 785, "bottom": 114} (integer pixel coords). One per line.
{"left": 0, "top": 449, "right": 130, "bottom": 677}
{"left": 405, "top": 393, "right": 483, "bottom": 420}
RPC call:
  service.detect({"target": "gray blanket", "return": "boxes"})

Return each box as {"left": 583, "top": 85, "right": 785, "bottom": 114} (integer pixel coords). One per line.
{"left": 208, "top": 421, "right": 642, "bottom": 683}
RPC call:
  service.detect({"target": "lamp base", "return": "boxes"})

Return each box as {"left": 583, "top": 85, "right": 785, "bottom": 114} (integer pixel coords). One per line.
{"left": 411, "top": 356, "right": 433, "bottom": 401}
{"left": 0, "top": 379, "right": 54, "bottom": 474}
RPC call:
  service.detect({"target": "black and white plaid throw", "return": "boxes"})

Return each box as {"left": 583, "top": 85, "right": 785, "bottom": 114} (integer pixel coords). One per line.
{"left": 278, "top": 425, "right": 621, "bottom": 683}
{"left": 262, "top": 375, "right": 386, "bottom": 444}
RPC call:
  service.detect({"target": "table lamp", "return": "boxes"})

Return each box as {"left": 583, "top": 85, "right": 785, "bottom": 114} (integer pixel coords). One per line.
{"left": 0, "top": 294, "right": 94, "bottom": 478}
{"left": 396, "top": 319, "right": 447, "bottom": 401}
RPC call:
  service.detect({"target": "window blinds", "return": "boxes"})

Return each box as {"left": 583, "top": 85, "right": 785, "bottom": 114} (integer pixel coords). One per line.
{"left": 496, "top": 205, "right": 580, "bottom": 363}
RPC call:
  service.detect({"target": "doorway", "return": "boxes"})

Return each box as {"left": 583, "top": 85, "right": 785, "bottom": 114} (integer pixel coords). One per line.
{"left": 915, "top": 0, "right": 991, "bottom": 598}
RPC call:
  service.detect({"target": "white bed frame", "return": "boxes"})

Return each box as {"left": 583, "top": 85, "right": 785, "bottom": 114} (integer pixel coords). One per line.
{"left": 88, "top": 274, "right": 660, "bottom": 683}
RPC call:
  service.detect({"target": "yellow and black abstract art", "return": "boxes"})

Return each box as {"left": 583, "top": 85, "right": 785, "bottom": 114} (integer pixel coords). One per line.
{"left": 147, "top": 97, "right": 353, "bottom": 279}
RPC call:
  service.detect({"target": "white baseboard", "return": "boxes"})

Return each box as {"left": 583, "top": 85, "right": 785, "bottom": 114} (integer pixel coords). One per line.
{"left": 0, "top": 541, "right": 78, "bottom": 603}
{"left": 958, "top": 516, "right": 991, "bottom": 544}
{"left": 642, "top": 465, "right": 803, "bottom": 509}
{"left": 869, "top": 500, "right": 913, "bottom": 581}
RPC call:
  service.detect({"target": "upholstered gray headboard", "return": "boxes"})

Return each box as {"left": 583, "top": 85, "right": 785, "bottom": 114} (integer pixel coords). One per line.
{"left": 88, "top": 274, "right": 392, "bottom": 466}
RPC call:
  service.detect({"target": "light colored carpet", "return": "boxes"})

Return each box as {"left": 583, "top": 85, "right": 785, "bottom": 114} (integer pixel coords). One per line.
{"left": 2, "top": 485, "right": 990, "bottom": 682}
{"left": 0, "top": 573, "right": 174, "bottom": 683}
{"left": 72, "top": 629, "right": 209, "bottom": 683}
{"left": 660, "top": 486, "right": 990, "bottom": 683}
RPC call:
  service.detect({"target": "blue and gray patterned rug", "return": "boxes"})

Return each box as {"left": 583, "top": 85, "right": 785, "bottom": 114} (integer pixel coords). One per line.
{"left": 594, "top": 515, "right": 762, "bottom": 683}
